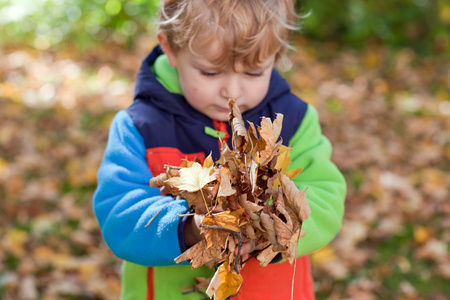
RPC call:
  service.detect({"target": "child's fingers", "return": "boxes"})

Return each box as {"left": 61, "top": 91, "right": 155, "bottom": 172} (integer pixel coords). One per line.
{"left": 193, "top": 214, "right": 205, "bottom": 229}
{"left": 235, "top": 240, "right": 255, "bottom": 257}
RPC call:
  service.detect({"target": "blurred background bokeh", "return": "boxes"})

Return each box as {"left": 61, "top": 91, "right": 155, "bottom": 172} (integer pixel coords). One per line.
{"left": 0, "top": 0, "right": 449, "bottom": 299}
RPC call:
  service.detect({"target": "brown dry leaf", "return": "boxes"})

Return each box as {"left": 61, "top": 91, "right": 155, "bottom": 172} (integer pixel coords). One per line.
{"left": 225, "top": 194, "right": 241, "bottom": 211}
{"left": 259, "top": 114, "right": 284, "bottom": 166}
{"left": 202, "top": 210, "right": 243, "bottom": 232}
{"left": 165, "top": 166, "right": 181, "bottom": 177}
{"left": 260, "top": 212, "right": 278, "bottom": 246}
{"left": 245, "top": 223, "right": 258, "bottom": 239}
{"left": 182, "top": 190, "right": 210, "bottom": 214}
{"left": 256, "top": 243, "right": 280, "bottom": 267}
{"left": 215, "top": 261, "right": 243, "bottom": 300}
{"left": 279, "top": 173, "right": 311, "bottom": 223}
{"left": 174, "top": 240, "right": 222, "bottom": 269}
{"left": 283, "top": 229, "right": 305, "bottom": 264}
{"left": 217, "top": 168, "right": 236, "bottom": 198}
{"left": 260, "top": 114, "right": 283, "bottom": 142}
{"left": 238, "top": 193, "right": 263, "bottom": 220}
{"left": 218, "top": 142, "right": 235, "bottom": 165}
{"left": 194, "top": 277, "right": 212, "bottom": 290}
{"left": 246, "top": 121, "right": 260, "bottom": 155}
{"left": 272, "top": 213, "right": 292, "bottom": 247}
{"left": 201, "top": 210, "right": 243, "bottom": 249}
{"left": 276, "top": 201, "right": 294, "bottom": 232}
{"left": 149, "top": 173, "right": 168, "bottom": 187}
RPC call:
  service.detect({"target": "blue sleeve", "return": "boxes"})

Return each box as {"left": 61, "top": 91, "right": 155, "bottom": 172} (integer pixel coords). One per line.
{"left": 93, "top": 110, "right": 190, "bottom": 266}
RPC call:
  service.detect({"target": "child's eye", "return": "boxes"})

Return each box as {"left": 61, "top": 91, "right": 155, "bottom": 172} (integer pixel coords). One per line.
{"left": 200, "top": 70, "right": 219, "bottom": 77}
{"left": 246, "top": 72, "right": 264, "bottom": 77}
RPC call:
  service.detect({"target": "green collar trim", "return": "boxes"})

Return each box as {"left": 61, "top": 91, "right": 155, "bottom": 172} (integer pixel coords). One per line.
{"left": 204, "top": 126, "right": 227, "bottom": 139}
{"left": 150, "top": 54, "right": 183, "bottom": 94}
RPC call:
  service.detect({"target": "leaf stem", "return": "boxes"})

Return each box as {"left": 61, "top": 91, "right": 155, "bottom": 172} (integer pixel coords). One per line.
{"left": 291, "top": 232, "right": 301, "bottom": 300}
{"left": 181, "top": 287, "right": 209, "bottom": 299}
{"left": 199, "top": 189, "right": 211, "bottom": 215}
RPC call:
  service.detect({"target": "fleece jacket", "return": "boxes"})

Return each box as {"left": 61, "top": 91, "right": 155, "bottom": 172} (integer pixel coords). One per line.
{"left": 93, "top": 45, "right": 346, "bottom": 300}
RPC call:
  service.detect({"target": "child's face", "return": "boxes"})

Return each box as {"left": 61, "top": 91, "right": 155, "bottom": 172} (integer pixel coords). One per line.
{"left": 166, "top": 42, "right": 275, "bottom": 122}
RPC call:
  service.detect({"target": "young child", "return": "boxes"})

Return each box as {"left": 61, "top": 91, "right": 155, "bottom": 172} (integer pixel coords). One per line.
{"left": 93, "top": 0, "right": 346, "bottom": 299}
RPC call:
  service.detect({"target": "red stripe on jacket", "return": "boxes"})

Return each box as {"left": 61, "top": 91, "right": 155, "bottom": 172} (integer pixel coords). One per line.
{"left": 146, "top": 267, "right": 154, "bottom": 300}
{"left": 237, "top": 256, "right": 314, "bottom": 299}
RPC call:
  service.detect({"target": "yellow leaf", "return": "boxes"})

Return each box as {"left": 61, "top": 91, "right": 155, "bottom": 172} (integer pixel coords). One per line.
{"left": 273, "top": 146, "right": 302, "bottom": 185}
{"left": 203, "top": 152, "right": 214, "bottom": 168}
{"left": 202, "top": 210, "right": 243, "bottom": 233}
{"left": 274, "top": 145, "right": 291, "bottom": 174}
{"left": 215, "top": 261, "right": 243, "bottom": 300}
{"left": 286, "top": 167, "right": 303, "bottom": 180}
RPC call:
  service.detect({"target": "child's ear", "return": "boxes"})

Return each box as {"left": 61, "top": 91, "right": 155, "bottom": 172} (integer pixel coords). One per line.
{"left": 157, "top": 32, "right": 177, "bottom": 68}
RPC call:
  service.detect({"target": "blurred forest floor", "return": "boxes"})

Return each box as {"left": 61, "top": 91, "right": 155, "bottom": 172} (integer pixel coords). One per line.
{"left": 1, "top": 35, "right": 449, "bottom": 300}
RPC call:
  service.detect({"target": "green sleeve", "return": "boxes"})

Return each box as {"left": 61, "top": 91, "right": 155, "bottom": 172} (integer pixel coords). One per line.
{"left": 288, "top": 104, "right": 346, "bottom": 256}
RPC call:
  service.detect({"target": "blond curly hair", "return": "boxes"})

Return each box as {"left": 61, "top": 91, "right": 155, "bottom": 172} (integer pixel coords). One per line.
{"left": 158, "top": 0, "right": 298, "bottom": 69}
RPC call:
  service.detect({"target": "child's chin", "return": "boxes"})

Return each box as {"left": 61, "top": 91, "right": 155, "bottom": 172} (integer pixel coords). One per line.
{"left": 207, "top": 111, "right": 229, "bottom": 122}
{"left": 212, "top": 114, "right": 229, "bottom": 122}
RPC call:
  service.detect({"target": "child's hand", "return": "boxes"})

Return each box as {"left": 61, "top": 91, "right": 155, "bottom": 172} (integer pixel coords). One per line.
{"left": 185, "top": 214, "right": 204, "bottom": 247}
{"left": 236, "top": 237, "right": 263, "bottom": 264}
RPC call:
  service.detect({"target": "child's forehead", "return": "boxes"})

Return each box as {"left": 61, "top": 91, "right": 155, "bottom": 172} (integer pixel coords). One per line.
{"left": 188, "top": 39, "right": 277, "bottom": 70}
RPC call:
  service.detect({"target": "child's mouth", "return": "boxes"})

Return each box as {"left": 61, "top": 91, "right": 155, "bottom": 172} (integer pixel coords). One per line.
{"left": 214, "top": 105, "right": 230, "bottom": 113}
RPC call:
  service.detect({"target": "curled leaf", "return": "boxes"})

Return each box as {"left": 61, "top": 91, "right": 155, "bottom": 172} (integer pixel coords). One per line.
{"left": 279, "top": 173, "right": 311, "bottom": 223}
{"left": 228, "top": 99, "right": 249, "bottom": 154}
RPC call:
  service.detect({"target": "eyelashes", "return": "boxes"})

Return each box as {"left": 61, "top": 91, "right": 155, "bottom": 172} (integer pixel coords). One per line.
{"left": 200, "top": 70, "right": 219, "bottom": 77}
{"left": 246, "top": 72, "right": 263, "bottom": 77}
{"left": 199, "top": 70, "right": 264, "bottom": 77}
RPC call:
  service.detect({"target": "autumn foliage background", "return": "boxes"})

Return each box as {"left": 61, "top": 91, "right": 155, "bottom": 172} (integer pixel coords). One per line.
{"left": 1, "top": 1, "right": 450, "bottom": 299}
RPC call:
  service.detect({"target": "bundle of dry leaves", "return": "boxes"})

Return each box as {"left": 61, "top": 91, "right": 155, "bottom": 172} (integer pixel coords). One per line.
{"left": 150, "top": 99, "right": 311, "bottom": 299}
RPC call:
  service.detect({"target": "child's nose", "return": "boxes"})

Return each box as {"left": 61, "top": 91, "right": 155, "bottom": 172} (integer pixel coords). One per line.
{"left": 220, "top": 76, "right": 242, "bottom": 100}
